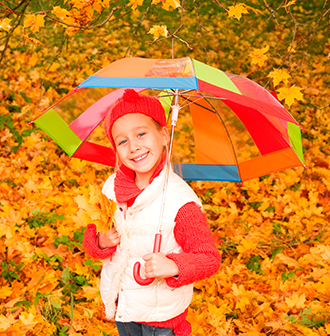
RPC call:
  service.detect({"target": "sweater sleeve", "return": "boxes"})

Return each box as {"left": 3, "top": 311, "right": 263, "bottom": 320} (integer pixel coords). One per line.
{"left": 165, "top": 202, "right": 221, "bottom": 288}
{"left": 83, "top": 224, "right": 117, "bottom": 260}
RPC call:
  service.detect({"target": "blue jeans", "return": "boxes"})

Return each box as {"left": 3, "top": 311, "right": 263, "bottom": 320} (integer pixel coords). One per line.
{"left": 116, "top": 321, "right": 175, "bottom": 336}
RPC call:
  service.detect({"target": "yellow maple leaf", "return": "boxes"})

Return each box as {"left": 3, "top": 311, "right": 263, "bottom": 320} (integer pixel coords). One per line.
{"left": 0, "top": 18, "right": 12, "bottom": 32}
{"left": 228, "top": 3, "right": 249, "bottom": 20}
{"left": 276, "top": 85, "right": 304, "bottom": 107}
{"left": 19, "top": 312, "right": 38, "bottom": 328}
{"left": 152, "top": 0, "right": 180, "bottom": 10}
{"left": 0, "top": 285, "right": 12, "bottom": 299}
{"left": 148, "top": 25, "right": 168, "bottom": 41}
{"left": 24, "top": 14, "right": 45, "bottom": 33}
{"left": 275, "top": 253, "right": 300, "bottom": 268}
{"left": 74, "top": 262, "right": 89, "bottom": 275}
{"left": 268, "top": 68, "right": 291, "bottom": 87}
{"left": 249, "top": 45, "right": 269, "bottom": 67}
{"left": 282, "top": 0, "right": 296, "bottom": 8}
{"left": 52, "top": 6, "right": 76, "bottom": 25}
{"left": 285, "top": 293, "right": 306, "bottom": 309}
{"left": 128, "top": 0, "right": 144, "bottom": 10}
{"left": 0, "top": 314, "right": 16, "bottom": 331}
{"left": 82, "top": 285, "right": 102, "bottom": 302}
{"left": 236, "top": 238, "right": 258, "bottom": 254}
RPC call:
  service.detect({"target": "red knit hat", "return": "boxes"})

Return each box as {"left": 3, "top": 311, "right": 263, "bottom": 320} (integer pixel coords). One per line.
{"left": 104, "top": 89, "right": 167, "bottom": 150}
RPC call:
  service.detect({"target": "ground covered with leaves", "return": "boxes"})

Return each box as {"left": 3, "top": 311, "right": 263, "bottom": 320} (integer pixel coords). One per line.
{"left": 1, "top": 1, "right": 330, "bottom": 335}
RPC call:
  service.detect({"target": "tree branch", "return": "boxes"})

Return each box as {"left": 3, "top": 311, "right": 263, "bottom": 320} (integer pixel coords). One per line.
{"left": 193, "top": 0, "right": 208, "bottom": 64}
{"left": 0, "top": 0, "right": 32, "bottom": 67}
{"left": 124, "top": 0, "right": 152, "bottom": 57}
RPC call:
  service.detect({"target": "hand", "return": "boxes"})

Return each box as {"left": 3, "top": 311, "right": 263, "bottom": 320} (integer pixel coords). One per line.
{"left": 98, "top": 228, "right": 120, "bottom": 249}
{"left": 143, "top": 252, "right": 179, "bottom": 279}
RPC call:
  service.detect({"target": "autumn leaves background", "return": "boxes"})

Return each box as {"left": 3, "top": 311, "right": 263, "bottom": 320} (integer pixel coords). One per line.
{"left": 1, "top": 0, "right": 330, "bottom": 335}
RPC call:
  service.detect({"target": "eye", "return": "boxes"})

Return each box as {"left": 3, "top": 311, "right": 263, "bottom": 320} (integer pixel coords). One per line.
{"left": 137, "top": 132, "right": 146, "bottom": 138}
{"left": 117, "top": 139, "right": 127, "bottom": 146}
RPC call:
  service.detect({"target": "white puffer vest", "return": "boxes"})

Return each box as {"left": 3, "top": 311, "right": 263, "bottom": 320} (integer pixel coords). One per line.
{"left": 100, "top": 166, "right": 202, "bottom": 322}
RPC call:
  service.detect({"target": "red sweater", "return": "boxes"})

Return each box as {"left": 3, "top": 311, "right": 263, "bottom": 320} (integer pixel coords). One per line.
{"left": 83, "top": 163, "right": 221, "bottom": 335}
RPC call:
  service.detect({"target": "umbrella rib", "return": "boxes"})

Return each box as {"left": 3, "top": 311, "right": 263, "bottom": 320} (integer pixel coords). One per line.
{"left": 180, "top": 94, "right": 227, "bottom": 100}
{"left": 156, "top": 93, "right": 227, "bottom": 101}
{"left": 180, "top": 96, "right": 217, "bottom": 114}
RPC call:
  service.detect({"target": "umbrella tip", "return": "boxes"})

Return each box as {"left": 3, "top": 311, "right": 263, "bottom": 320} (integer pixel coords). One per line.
{"left": 304, "top": 165, "right": 308, "bottom": 170}
{"left": 28, "top": 121, "right": 34, "bottom": 125}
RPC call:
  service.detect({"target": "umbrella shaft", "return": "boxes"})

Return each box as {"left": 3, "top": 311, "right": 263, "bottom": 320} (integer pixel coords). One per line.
{"left": 157, "top": 123, "right": 175, "bottom": 234}
{"left": 157, "top": 90, "right": 180, "bottom": 233}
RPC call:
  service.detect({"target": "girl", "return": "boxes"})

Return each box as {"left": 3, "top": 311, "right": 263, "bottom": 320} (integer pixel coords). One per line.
{"left": 83, "top": 89, "right": 221, "bottom": 336}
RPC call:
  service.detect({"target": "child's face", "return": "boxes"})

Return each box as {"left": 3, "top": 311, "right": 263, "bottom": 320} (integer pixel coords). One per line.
{"left": 112, "top": 113, "right": 168, "bottom": 183}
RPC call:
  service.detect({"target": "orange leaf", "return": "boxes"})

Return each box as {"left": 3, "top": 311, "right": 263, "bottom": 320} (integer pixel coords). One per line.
{"left": 24, "top": 14, "right": 45, "bottom": 33}
{"left": 22, "top": 34, "right": 45, "bottom": 46}
{"left": 249, "top": 45, "right": 269, "bottom": 67}
{"left": 0, "top": 286, "right": 12, "bottom": 300}
{"left": 285, "top": 293, "right": 306, "bottom": 309}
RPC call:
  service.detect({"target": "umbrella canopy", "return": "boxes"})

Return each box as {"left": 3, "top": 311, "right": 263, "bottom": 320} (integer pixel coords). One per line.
{"left": 31, "top": 57, "right": 305, "bottom": 182}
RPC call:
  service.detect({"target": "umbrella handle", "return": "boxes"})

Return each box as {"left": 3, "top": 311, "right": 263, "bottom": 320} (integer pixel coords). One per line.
{"left": 133, "top": 233, "right": 162, "bottom": 286}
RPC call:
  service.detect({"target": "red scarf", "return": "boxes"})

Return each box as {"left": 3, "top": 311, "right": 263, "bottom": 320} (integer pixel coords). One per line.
{"left": 114, "top": 155, "right": 167, "bottom": 206}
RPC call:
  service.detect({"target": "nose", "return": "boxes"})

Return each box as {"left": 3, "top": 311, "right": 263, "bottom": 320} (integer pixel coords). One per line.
{"left": 129, "top": 140, "right": 140, "bottom": 152}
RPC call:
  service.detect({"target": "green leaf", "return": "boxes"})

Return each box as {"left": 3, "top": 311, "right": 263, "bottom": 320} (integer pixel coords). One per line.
{"left": 285, "top": 315, "right": 298, "bottom": 323}
{"left": 281, "top": 271, "right": 295, "bottom": 282}
{"left": 245, "top": 255, "right": 264, "bottom": 275}
{"left": 83, "top": 259, "right": 101, "bottom": 271}
{"left": 271, "top": 246, "right": 284, "bottom": 259}
{"left": 50, "top": 299, "right": 62, "bottom": 309}
{"left": 61, "top": 267, "right": 70, "bottom": 283}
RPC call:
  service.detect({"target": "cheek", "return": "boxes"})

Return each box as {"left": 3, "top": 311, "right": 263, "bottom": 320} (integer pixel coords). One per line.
{"left": 116, "top": 147, "right": 126, "bottom": 161}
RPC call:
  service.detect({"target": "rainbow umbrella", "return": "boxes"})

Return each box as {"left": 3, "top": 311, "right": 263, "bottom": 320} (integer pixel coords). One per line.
{"left": 30, "top": 57, "right": 305, "bottom": 182}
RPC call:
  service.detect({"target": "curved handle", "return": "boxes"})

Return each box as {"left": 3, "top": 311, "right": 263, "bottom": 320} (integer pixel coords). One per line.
{"left": 133, "top": 233, "right": 162, "bottom": 286}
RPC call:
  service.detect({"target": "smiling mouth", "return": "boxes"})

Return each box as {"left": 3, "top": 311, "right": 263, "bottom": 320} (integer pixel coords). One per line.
{"left": 132, "top": 153, "right": 148, "bottom": 162}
